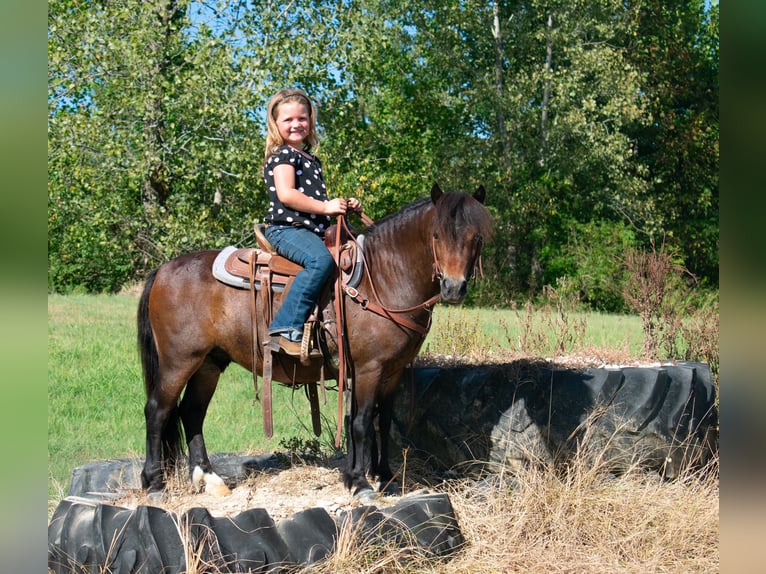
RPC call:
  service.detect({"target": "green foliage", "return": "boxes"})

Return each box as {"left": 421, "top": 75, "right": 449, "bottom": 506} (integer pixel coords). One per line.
{"left": 48, "top": 0, "right": 718, "bottom": 304}
{"left": 546, "top": 220, "right": 637, "bottom": 312}
{"left": 623, "top": 0, "right": 719, "bottom": 285}
{"left": 278, "top": 436, "right": 326, "bottom": 465}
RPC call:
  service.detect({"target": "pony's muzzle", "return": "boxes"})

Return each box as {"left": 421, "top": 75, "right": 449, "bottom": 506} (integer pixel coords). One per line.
{"left": 440, "top": 277, "right": 467, "bottom": 304}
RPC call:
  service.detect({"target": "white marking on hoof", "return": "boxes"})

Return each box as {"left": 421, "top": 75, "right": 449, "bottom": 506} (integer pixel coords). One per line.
{"left": 203, "top": 472, "right": 231, "bottom": 496}
{"left": 192, "top": 466, "right": 205, "bottom": 491}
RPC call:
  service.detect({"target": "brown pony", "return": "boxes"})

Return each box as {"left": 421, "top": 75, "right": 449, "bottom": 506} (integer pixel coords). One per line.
{"left": 139, "top": 184, "right": 493, "bottom": 499}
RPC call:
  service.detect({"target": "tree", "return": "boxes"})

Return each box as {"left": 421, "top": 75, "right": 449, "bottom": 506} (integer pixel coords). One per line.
{"left": 403, "top": 0, "right": 647, "bottom": 299}
{"left": 624, "top": 0, "right": 719, "bottom": 286}
{"left": 48, "top": 0, "right": 718, "bottom": 303}
{"left": 49, "top": 0, "right": 274, "bottom": 290}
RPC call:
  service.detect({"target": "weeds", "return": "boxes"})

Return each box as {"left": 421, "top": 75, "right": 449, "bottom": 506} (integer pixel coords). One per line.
{"left": 422, "top": 307, "right": 497, "bottom": 362}
{"left": 511, "top": 276, "right": 588, "bottom": 357}
{"left": 278, "top": 436, "right": 325, "bottom": 465}
{"left": 309, "top": 429, "right": 719, "bottom": 574}
{"left": 681, "top": 294, "right": 720, "bottom": 376}
{"left": 622, "top": 239, "right": 719, "bottom": 389}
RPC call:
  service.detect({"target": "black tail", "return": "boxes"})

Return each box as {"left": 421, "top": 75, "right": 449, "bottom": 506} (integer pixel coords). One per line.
{"left": 137, "top": 270, "right": 184, "bottom": 463}
{"left": 137, "top": 269, "right": 159, "bottom": 398}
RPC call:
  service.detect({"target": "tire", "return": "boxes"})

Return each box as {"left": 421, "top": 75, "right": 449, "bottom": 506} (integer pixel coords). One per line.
{"left": 48, "top": 490, "right": 461, "bottom": 573}
{"left": 390, "top": 361, "right": 718, "bottom": 478}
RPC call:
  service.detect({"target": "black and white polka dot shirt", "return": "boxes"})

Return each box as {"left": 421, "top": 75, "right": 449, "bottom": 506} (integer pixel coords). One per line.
{"left": 263, "top": 145, "right": 331, "bottom": 235}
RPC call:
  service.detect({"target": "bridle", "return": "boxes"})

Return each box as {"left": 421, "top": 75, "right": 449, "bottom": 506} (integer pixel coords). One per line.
{"left": 339, "top": 215, "right": 441, "bottom": 337}
{"left": 340, "top": 216, "right": 486, "bottom": 335}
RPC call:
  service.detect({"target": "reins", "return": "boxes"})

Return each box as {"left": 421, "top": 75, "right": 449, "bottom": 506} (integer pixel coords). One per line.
{"left": 330, "top": 210, "right": 442, "bottom": 447}
{"left": 332, "top": 216, "right": 349, "bottom": 448}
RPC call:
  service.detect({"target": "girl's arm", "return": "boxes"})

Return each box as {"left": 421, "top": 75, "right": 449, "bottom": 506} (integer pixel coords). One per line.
{"left": 273, "top": 163, "right": 352, "bottom": 216}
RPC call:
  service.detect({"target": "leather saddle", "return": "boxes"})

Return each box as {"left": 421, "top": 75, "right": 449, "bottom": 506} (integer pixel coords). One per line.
{"left": 216, "top": 223, "right": 363, "bottom": 292}
{"left": 211, "top": 222, "right": 364, "bottom": 441}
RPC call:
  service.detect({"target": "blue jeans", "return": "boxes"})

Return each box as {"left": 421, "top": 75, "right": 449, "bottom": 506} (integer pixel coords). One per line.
{"left": 263, "top": 225, "right": 335, "bottom": 334}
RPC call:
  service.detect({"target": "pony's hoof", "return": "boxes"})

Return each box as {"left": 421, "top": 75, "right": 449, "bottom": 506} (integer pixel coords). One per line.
{"left": 377, "top": 480, "right": 400, "bottom": 497}
{"left": 206, "top": 480, "right": 232, "bottom": 497}
{"left": 354, "top": 488, "right": 377, "bottom": 504}
{"left": 203, "top": 472, "right": 231, "bottom": 497}
{"left": 192, "top": 466, "right": 232, "bottom": 496}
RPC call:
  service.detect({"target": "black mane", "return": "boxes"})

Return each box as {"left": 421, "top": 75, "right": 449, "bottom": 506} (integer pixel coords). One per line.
{"left": 365, "top": 192, "right": 492, "bottom": 242}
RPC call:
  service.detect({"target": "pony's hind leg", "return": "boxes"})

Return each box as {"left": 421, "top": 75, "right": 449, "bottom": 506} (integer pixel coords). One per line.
{"left": 179, "top": 357, "right": 231, "bottom": 496}
{"left": 142, "top": 395, "right": 181, "bottom": 493}
{"left": 141, "top": 362, "right": 200, "bottom": 493}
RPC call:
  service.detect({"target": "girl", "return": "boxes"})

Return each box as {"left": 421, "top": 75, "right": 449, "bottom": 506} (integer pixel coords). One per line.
{"left": 262, "top": 88, "right": 361, "bottom": 356}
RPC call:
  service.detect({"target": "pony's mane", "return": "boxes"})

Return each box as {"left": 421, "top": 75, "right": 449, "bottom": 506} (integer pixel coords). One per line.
{"left": 365, "top": 193, "right": 492, "bottom": 242}
{"left": 365, "top": 197, "right": 432, "bottom": 237}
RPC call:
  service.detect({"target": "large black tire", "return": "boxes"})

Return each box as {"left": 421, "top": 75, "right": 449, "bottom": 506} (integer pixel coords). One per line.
{"left": 48, "top": 491, "right": 462, "bottom": 573}
{"left": 390, "top": 361, "right": 718, "bottom": 478}
{"left": 66, "top": 453, "right": 285, "bottom": 500}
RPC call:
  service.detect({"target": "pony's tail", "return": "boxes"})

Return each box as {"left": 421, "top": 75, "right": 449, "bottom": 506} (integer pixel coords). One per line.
{"left": 137, "top": 270, "right": 159, "bottom": 398}
{"left": 137, "top": 270, "right": 184, "bottom": 463}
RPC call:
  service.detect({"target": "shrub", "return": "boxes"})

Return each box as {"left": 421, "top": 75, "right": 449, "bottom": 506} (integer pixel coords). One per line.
{"left": 548, "top": 220, "right": 637, "bottom": 313}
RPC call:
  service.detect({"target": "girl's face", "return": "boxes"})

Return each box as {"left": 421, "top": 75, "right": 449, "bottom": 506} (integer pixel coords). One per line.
{"left": 275, "top": 101, "right": 311, "bottom": 149}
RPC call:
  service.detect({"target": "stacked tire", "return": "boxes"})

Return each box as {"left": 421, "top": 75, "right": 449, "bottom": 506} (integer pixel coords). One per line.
{"left": 48, "top": 492, "right": 463, "bottom": 573}
{"left": 390, "top": 361, "right": 718, "bottom": 478}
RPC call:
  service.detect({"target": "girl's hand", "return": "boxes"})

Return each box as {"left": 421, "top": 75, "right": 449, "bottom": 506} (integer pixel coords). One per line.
{"left": 324, "top": 197, "right": 362, "bottom": 216}
{"left": 347, "top": 197, "right": 362, "bottom": 213}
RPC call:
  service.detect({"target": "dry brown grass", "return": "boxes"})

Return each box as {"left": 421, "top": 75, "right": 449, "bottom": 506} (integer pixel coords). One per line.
{"left": 445, "top": 466, "right": 717, "bottom": 573}
{"left": 53, "top": 445, "right": 718, "bottom": 574}
{"left": 305, "top": 457, "right": 719, "bottom": 574}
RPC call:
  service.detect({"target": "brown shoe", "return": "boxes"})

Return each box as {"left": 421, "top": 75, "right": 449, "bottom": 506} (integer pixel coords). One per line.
{"left": 277, "top": 336, "right": 303, "bottom": 356}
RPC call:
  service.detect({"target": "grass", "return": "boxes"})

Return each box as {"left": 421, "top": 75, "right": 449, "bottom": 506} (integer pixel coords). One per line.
{"left": 48, "top": 294, "right": 647, "bottom": 505}
{"left": 424, "top": 305, "right": 643, "bottom": 361}
{"left": 316, "top": 458, "right": 719, "bottom": 574}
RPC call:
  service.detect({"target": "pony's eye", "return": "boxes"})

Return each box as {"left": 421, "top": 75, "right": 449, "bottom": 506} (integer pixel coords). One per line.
{"left": 433, "top": 233, "right": 440, "bottom": 241}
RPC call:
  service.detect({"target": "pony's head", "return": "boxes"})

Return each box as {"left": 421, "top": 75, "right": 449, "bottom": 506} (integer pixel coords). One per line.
{"left": 430, "top": 184, "right": 493, "bottom": 304}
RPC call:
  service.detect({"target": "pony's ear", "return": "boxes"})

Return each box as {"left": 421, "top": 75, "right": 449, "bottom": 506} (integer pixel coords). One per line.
{"left": 474, "top": 185, "right": 486, "bottom": 204}
{"left": 431, "top": 184, "right": 443, "bottom": 203}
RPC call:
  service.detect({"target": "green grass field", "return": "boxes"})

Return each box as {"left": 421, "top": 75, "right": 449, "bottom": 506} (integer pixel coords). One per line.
{"left": 48, "top": 294, "right": 644, "bottom": 504}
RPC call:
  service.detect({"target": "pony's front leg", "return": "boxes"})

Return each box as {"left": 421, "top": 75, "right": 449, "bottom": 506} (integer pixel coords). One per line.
{"left": 372, "top": 388, "right": 399, "bottom": 495}
{"left": 344, "top": 391, "right": 376, "bottom": 501}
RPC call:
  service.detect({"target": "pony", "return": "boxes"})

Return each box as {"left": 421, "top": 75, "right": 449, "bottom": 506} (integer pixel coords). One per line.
{"left": 138, "top": 184, "right": 493, "bottom": 499}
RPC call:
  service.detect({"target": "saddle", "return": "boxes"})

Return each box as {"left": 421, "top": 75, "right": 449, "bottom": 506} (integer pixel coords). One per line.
{"left": 214, "top": 223, "right": 364, "bottom": 293}
{"left": 211, "top": 221, "right": 366, "bottom": 444}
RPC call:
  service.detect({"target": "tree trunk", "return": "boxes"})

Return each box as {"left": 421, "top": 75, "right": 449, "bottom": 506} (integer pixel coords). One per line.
{"left": 540, "top": 12, "right": 553, "bottom": 167}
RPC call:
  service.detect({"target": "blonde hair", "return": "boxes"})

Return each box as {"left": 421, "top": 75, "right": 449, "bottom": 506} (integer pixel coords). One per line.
{"left": 264, "top": 88, "right": 319, "bottom": 164}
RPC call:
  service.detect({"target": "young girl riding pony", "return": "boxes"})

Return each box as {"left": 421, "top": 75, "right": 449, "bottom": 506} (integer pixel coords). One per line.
{"left": 262, "top": 88, "right": 361, "bottom": 356}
